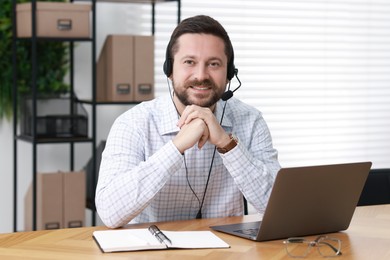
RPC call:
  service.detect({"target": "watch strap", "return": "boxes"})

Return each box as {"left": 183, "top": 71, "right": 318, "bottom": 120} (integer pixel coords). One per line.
{"left": 217, "top": 134, "right": 238, "bottom": 154}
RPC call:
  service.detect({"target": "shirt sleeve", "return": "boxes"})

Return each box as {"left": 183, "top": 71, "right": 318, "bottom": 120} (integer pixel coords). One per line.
{"left": 219, "top": 115, "right": 281, "bottom": 213}
{"left": 95, "top": 113, "right": 183, "bottom": 228}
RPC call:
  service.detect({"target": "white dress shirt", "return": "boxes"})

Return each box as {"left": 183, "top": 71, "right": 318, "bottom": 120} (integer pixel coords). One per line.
{"left": 95, "top": 95, "right": 281, "bottom": 228}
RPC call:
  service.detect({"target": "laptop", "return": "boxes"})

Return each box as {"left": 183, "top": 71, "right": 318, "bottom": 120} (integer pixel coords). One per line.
{"left": 210, "top": 161, "right": 372, "bottom": 241}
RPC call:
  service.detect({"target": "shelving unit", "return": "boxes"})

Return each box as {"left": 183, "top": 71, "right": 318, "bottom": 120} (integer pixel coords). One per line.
{"left": 12, "top": 0, "right": 181, "bottom": 232}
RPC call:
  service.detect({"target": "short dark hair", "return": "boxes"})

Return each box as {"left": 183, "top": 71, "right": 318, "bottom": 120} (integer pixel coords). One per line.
{"left": 163, "top": 15, "right": 235, "bottom": 79}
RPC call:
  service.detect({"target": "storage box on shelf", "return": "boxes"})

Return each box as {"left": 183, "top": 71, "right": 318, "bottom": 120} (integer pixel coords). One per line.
{"left": 16, "top": 2, "right": 91, "bottom": 38}
{"left": 24, "top": 171, "right": 86, "bottom": 231}
{"left": 97, "top": 35, "right": 154, "bottom": 102}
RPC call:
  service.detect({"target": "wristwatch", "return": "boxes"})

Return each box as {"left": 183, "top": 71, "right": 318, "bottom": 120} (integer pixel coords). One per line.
{"left": 217, "top": 134, "right": 238, "bottom": 154}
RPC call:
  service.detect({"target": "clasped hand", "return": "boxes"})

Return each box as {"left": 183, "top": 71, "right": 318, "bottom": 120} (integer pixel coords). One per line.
{"left": 173, "top": 105, "right": 231, "bottom": 154}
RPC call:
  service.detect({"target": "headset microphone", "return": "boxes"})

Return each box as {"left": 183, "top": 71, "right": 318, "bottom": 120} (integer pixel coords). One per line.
{"left": 221, "top": 90, "right": 233, "bottom": 101}
{"left": 221, "top": 68, "right": 241, "bottom": 101}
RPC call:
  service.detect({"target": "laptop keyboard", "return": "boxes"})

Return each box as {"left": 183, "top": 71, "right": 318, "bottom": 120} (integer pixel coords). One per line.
{"left": 234, "top": 228, "right": 259, "bottom": 237}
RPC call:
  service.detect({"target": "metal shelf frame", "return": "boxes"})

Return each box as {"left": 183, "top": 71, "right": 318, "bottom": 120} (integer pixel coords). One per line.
{"left": 12, "top": 0, "right": 180, "bottom": 232}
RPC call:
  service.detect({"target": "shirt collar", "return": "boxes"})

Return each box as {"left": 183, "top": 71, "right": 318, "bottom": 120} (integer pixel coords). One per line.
{"left": 159, "top": 96, "right": 233, "bottom": 136}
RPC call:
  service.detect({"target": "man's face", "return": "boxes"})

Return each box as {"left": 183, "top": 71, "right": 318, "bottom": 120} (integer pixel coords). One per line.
{"left": 171, "top": 33, "right": 229, "bottom": 111}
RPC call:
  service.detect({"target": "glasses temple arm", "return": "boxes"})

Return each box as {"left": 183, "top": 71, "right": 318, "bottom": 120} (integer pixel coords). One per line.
{"left": 318, "top": 241, "right": 343, "bottom": 256}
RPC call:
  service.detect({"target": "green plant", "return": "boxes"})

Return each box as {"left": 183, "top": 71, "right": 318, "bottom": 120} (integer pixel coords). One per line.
{"left": 0, "top": 0, "right": 69, "bottom": 121}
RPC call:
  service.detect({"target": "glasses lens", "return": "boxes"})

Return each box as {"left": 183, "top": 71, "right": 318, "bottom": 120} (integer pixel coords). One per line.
{"left": 285, "top": 238, "right": 311, "bottom": 257}
{"left": 317, "top": 237, "right": 341, "bottom": 257}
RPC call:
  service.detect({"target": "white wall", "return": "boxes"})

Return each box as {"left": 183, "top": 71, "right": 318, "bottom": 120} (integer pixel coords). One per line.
{"left": 0, "top": 121, "right": 13, "bottom": 233}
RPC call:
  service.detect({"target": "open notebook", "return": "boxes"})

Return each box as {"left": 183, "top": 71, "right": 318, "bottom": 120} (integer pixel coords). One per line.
{"left": 211, "top": 162, "right": 372, "bottom": 241}
{"left": 93, "top": 224, "right": 230, "bottom": 253}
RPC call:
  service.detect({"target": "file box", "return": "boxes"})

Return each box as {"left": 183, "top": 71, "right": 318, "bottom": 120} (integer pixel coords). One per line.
{"left": 24, "top": 171, "right": 86, "bottom": 231}
{"left": 97, "top": 35, "right": 154, "bottom": 102}
{"left": 16, "top": 2, "right": 91, "bottom": 38}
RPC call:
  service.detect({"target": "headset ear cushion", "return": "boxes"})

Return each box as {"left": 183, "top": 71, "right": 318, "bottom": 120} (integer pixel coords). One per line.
{"left": 227, "top": 65, "right": 236, "bottom": 80}
{"left": 163, "top": 59, "right": 172, "bottom": 77}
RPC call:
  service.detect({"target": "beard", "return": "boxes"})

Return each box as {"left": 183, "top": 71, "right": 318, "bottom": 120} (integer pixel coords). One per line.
{"left": 172, "top": 78, "right": 225, "bottom": 108}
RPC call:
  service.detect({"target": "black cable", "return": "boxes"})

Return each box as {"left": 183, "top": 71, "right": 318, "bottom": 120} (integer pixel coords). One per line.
{"left": 183, "top": 153, "right": 201, "bottom": 208}
{"left": 167, "top": 78, "right": 202, "bottom": 211}
{"left": 195, "top": 94, "right": 229, "bottom": 219}
{"left": 195, "top": 146, "right": 217, "bottom": 219}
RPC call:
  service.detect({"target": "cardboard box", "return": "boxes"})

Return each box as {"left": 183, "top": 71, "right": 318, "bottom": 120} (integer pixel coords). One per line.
{"left": 97, "top": 35, "right": 134, "bottom": 102}
{"left": 24, "top": 171, "right": 86, "bottom": 231}
{"left": 16, "top": 2, "right": 91, "bottom": 38}
{"left": 25, "top": 172, "right": 63, "bottom": 231}
{"left": 63, "top": 171, "right": 86, "bottom": 228}
{"left": 97, "top": 35, "right": 154, "bottom": 102}
{"left": 134, "top": 36, "right": 154, "bottom": 102}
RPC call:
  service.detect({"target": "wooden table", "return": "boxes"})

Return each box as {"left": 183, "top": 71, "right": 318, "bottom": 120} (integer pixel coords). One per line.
{"left": 1, "top": 205, "right": 389, "bottom": 259}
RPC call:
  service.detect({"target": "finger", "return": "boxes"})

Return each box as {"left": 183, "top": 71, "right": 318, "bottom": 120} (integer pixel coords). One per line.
{"left": 184, "top": 110, "right": 201, "bottom": 125}
{"left": 173, "top": 118, "right": 208, "bottom": 153}
{"left": 178, "top": 105, "right": 204, "bottom": 127}
{"left": 198, "top": 127, "right": 210, "bottom": 149}
{"left": 177, "top": 105, "right": 193, "bottom": 128}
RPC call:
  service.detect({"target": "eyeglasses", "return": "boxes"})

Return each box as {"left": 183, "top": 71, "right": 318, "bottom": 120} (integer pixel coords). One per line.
{"left": 283, "top": 236, "right": 342, "bottom": 258}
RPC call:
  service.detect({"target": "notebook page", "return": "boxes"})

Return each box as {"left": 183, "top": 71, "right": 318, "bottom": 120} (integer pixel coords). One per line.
{"left": 93, "top": 229, "right": 166, "bottom": 252}
{"left": 163, "top": 230, "right": 230, "bottom": 249}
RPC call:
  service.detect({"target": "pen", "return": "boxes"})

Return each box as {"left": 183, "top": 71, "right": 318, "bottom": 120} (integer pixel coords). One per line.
{"left": 148, "top": 225, "right": 172, "bottom": 246}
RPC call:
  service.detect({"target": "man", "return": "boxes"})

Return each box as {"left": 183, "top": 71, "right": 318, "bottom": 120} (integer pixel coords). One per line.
{"left": 95, "top": 15, "right": 280, "bottom": 228}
